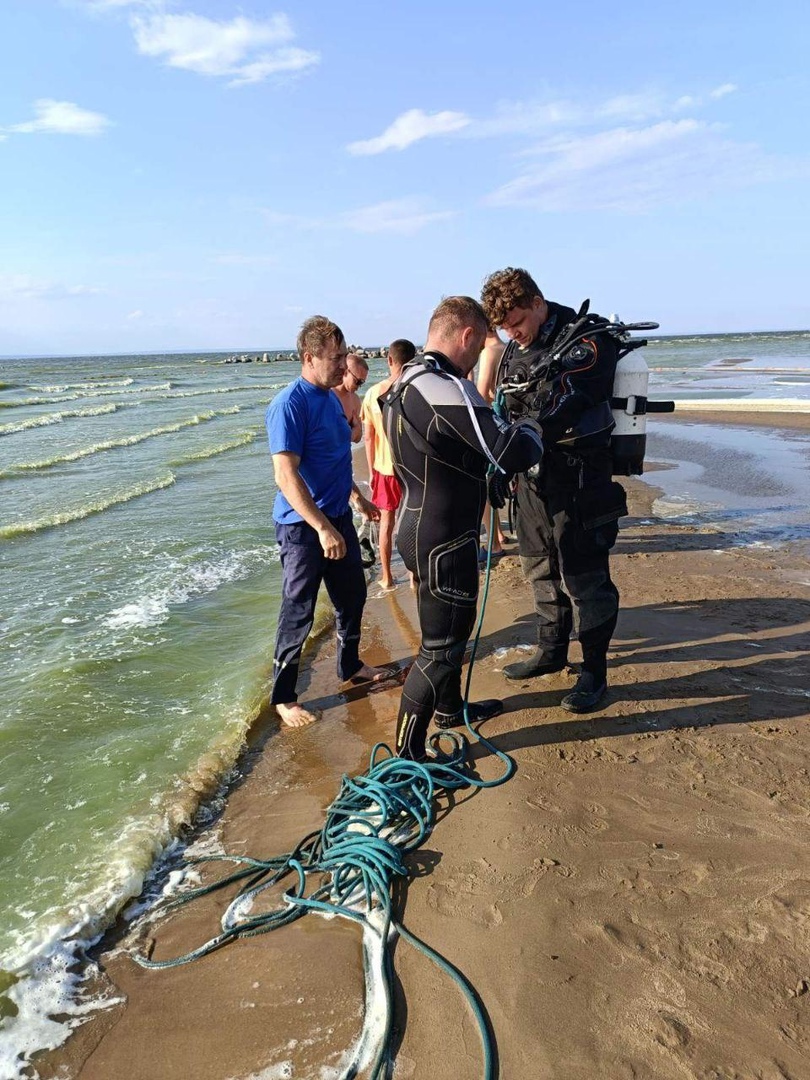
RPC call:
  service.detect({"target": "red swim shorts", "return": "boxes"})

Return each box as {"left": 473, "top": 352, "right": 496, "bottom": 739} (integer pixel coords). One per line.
{"left": 370, "top": 469, "right": 402, "bottom": 512}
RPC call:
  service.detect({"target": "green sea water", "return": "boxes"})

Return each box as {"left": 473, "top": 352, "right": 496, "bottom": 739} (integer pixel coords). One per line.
{"left": 0, "top": 352, "right": 316, "bottom": 1072}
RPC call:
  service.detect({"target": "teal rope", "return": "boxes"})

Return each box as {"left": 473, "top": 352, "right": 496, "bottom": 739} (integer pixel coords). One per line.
{"left": 135, "top": 526, "right": 512, "bottom": 1080}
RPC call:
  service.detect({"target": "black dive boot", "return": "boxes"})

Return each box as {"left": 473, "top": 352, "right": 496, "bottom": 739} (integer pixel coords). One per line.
{"left": 434, "top": 699, "right": 504, "bottom": 729}
{"left": 503, "top": 647, "right": 567, "bottom": 681}
{"left": 561, "top": 671, "right": 607, "bottom": 713}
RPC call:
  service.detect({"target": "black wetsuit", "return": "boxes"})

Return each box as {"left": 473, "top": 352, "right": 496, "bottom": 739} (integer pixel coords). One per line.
{"left": 383, "top": 352, "right": 543, "bottom": 759}
{"left": 498, "top": 302, "right": 627, "bottom": 679}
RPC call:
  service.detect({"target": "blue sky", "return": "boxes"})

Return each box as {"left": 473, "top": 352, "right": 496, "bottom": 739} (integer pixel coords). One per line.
{"left": 1, "top": 0, "right": 808, "bottom": 354}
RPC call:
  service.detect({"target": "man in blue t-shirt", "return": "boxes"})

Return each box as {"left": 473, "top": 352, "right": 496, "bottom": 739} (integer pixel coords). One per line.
{"left": 266, "top": 315, "right": 396, "bottom": 727}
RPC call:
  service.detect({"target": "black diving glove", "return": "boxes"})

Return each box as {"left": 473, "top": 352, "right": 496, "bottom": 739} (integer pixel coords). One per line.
{"left": 487, "top": 470, "right": 510, "bottom": 509}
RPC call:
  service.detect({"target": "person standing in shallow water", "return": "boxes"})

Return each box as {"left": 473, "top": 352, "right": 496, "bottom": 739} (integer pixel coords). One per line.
{"left": 481, "top": 267, "right": 626, "bottom": 713}
{"left": 361, "top": 338, "right": 416, "bottom": 590}
{"left": 266, "top": 316, "right": 396, "bottom": 728}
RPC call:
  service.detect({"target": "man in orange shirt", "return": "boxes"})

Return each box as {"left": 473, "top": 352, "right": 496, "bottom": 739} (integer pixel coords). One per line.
{"left": 361, "top": 339, "right": 416, "bottom": 588}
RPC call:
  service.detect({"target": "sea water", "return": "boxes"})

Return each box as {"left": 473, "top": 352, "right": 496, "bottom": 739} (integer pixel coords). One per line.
{"left": 0, "top": 350, "right": 311, "bottom": 1073}
{"left": 644, "top": 330, "right": 810, "bottom": 556}
{"left": 0, "top": 330, "right": 808, "bottom": 1072}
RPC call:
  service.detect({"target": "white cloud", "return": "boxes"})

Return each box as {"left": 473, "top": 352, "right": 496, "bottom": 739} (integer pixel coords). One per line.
{"left": 596, "top": 92, "right": 670, "bottom": 122}
{"left": 470, "top": 100, "right": 582, "bottom": 138}
{"left": 259, "top": 197, "right": 455, "bottom": 236}
{"left": 338, "top": 198, "right": 456, "bottom": 235}
{"left": 347, "top": 109, "right": 471, "bottom": 155}
{"left": 130, "top": 12, "right": 319, "bottom": 85}
{"left": 126, "top": 309, "right": 144, "bottom": 320}
{"left": 0, "top": 275, "right": 104, "bottom": 300}
{"left": 347, "top": 85, "right": 746, "bottom": 155}
{"left": 74, "top": 0, "right": 149, "bottom": 8}
{"left": 486, "top": 119, "right": 806, "bottom": 212}
{"left": 9, "top": 99, "right": 112, "bottom": 136}
{"left": 72, "top": 1, "right": 151, "bottom": 8}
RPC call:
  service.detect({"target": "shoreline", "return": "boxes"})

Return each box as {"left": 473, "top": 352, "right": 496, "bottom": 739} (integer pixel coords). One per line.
{"left": 657, "top": 407, "right": 810, "bottom": 430}
{"left": 33, "top": 407, "right": 810, "bottom": 1079}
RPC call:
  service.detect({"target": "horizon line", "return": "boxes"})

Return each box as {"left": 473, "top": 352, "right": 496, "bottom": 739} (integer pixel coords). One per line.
{"left": 1, "top": 327, "right": 809, "bottom": 361}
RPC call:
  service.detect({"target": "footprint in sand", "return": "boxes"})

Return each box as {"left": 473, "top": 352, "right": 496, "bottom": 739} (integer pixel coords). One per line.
{"left": 427, "top": 876, "right": 504, "bottom": 928}
{"left": 426, "top": 856, "right": 567, "bottom": 925}
{"left": 652, "top": 1012, "right": 692, "bottom": 1051}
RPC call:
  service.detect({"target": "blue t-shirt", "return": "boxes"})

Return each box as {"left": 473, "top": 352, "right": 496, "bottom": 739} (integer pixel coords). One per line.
{"left": 266, "top": 377, "right": 353, "bottom": 525}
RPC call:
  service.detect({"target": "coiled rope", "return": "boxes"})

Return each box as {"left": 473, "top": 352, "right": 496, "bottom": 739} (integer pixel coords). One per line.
{"left": 135, "top": 513, "right": 512, "bottom": 1079}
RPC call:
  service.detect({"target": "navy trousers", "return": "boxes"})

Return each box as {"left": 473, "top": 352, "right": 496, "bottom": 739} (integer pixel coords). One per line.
{"left": 271, "top": 511, "right": 367, "bottom": 704}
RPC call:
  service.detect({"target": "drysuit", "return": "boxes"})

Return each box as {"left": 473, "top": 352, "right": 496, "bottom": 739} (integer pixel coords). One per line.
{"left": 383, "top": 351, "right": 543, "bottom": 760}
{"left": 497, "top": 301, "right": 628, "bottom": 682}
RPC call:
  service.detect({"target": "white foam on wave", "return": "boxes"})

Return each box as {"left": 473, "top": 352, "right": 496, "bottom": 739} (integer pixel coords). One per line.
{"left": 101, "top": 546, "right": 278, "bottom": 630}
{"left": 4, "top": 383, "right": 172, "bottom": 409}
{"left": 169, "top": 429, "right": 258, "bottom": 465}
{"left": 156, "top": 384, "right": 286, "bottom": 400}
{"left": 0, "top": 473, "right": 176, "bottom": 539}
{"left": 0, "top": 403, "right": 118, "bottom": 436}
{"left": 29, "top": 378, "right": 134, "bottom": 392}
{"left": 0, "top": 940, "right": 124, "bottom": 1080}
{"left": 0, "top": 793, "right": 228, "bottom": 1078}
{"left": 0, "top": 408, "right": 240, "bottom": 477}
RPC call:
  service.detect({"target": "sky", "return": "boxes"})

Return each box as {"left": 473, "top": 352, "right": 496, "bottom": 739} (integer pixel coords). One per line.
{"left": 0, "top": 0, "right": 808, "bottom": 355}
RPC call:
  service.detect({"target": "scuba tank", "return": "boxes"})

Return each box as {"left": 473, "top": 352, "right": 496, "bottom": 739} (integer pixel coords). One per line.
{"left": 611, "top": 349, "right": 650, "bottom": 475}
{"left": 608, "top": 315, "right": 674, "bottom": 475}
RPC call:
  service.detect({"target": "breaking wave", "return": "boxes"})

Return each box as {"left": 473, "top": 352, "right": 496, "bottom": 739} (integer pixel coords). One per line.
{"left": 157, "top": 384, "right": 286, "bottom": 400}
{"left": 0, "top": 404, "right": 118, "bottom": 437}
{"left": 169, "top": 430, "right": 258, "bottom": 466}
{"left": 0, "top": 474, "right": 176, "bottom": 539}
{"left": 0, "top": 384, "right": 172, "bottom": 409}
{"left": 0, "top": 410, "right": 241, "bottom": 477}
{"left": 101, "top": 544, "right": 277, "bottom": 631}
{"left": 28, "top": 378, "right": 134, "bottom": 392}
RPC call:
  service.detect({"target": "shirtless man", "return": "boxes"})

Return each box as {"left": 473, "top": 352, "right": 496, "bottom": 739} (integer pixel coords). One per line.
{"left": 477, "top": 324, "right": 507, "bottom": 555}
{"left": 332, "top": 354, "right": 369, "bottom": 443}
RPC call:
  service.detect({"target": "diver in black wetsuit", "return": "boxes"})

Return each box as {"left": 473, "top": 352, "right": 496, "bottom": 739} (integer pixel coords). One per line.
{"left": 481, "top": 267, "right": 629, "bottom": 713}
{"left": 383, "top": 296, "right": 544, "bottom": 761}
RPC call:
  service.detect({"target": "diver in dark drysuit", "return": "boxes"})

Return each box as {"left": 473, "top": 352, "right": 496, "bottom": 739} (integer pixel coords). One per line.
{"left": 490, "top": 290, "right": 628, "bottom": 712}
{"left": 384, "top": 351, "right": 543, "bottom": 760}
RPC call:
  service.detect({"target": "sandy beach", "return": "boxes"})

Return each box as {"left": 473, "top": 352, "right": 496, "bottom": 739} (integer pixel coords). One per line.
{"left": 38, "top": 410, "right": 810, "bottom": 1080}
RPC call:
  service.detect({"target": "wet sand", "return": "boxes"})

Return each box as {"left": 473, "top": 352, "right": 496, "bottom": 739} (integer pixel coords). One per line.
{"left": 40, "top": 411, "right": 810, "bottom": 1080}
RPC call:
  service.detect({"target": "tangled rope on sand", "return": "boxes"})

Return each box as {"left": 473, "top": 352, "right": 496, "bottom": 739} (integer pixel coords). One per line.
{"left": 135, "top": 524, "right": 511, "bottom": 1079}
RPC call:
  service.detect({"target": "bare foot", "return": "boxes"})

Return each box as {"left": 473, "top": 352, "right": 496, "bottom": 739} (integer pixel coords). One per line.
{"left": 378, "top": 578, "right": 397, "bottom": 590}
{"left": 276, "top": 702, "right": 318, "bottom": 728}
